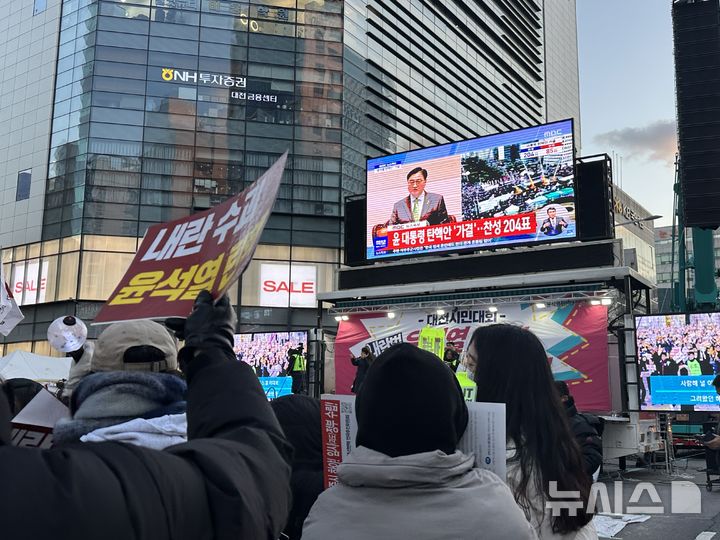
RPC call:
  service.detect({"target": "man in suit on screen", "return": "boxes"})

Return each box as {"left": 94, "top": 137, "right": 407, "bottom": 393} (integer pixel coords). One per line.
{"left": 386, "top": 167, "right": 450, "bottom": 226}
{"left": 539, "top": 206, "right": 568, "bottom": 236}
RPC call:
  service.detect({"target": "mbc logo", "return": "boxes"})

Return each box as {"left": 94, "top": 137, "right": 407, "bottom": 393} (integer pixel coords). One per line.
{"left": 547, "top": 481, "right": 703, "bottom": 515}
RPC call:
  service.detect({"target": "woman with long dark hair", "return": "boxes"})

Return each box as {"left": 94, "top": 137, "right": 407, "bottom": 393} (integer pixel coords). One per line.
{"left": 468, "top": 324, "right": 596, "bottom": 539}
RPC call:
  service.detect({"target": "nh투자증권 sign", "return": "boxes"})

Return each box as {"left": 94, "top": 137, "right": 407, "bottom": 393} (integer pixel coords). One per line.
{"left": 94, "top": 152, "right": 288, "bottom": 324}
{"left": 159, "top": 68, "right": 281, "bottom": 104}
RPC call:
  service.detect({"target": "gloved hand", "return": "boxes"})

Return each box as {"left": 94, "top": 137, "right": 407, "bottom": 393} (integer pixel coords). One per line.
{"left": 165, "top": 291, "right": 237, "bottom": 353}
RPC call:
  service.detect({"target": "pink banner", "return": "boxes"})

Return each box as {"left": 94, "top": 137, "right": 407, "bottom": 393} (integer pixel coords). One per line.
{"left": 335, "top": 304, "right": 610, "bottom": 412}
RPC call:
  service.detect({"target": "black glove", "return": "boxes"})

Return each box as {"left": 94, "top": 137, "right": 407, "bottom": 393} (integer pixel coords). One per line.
{"left": 165, "top": 290, "right": 237, "bottom": 353}
{"left": 67, "top": 346, "right": 84, "bottom": 363}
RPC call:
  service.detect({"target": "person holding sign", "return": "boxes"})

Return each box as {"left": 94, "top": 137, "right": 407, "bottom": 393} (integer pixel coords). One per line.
{"left": 469, "top": 325, "right": 596, "bottom": 539}
{"left": 302, "top": 343, "right": 537, "bottom": 540}
{"left": 0, "top": 291, "right": 292, "bottom": 540}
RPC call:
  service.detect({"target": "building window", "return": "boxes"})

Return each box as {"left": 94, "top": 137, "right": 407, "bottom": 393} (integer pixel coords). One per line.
{"left": 16, "top": 170, "right": 31, "bottom": 201}
{"left": 33, "top": 0, "right": 46, "bottom": 15}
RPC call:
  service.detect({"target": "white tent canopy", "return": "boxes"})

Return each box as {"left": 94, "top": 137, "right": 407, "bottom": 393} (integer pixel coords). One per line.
{"left": 0, "top": 351, "right": 71, "bottom": 382}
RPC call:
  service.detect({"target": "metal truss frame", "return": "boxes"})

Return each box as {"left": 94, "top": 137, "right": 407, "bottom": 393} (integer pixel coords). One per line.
{"left": 327, "top": 283, "right": 617, "bottom": 316}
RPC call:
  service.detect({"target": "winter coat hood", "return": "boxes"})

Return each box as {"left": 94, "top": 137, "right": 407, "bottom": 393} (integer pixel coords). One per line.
{"left": 303, "top": 445, "right": 539, "bottom": 540}
{"left": 339, "top": 445, "right": 475, "bottom": 488}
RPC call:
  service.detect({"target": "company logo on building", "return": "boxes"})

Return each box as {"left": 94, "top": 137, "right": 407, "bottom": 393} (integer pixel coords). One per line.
{"left": 614, "top": 196, "right": 648, "bottom": 230}
{"left": 160, "top": 68, "right": 247, "bottom": 88}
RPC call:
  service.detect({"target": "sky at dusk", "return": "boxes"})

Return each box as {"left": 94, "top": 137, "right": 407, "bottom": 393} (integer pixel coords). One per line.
{"left": 576, "top": 0, "right": 677, "bottom": 226}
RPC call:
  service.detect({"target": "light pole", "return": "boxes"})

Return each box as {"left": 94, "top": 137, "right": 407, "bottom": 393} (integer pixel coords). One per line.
{"left": 615, "top": 214, "right": 663, "bottom": 228}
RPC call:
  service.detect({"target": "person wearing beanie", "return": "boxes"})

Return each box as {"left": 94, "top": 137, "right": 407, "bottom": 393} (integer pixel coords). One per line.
{"left": 302, "top": 343, "right": 538, "bottom": 540}
{"left": 53, "top": 320, "right": 187, "bottom": 449}
{"left": 0, "top": 292, "right": 292, "bottom": 540}
{"left": 271, "top": 394, "right": 323, "bottom": 539}
{"left": 554, "top": 381, "right": 604, "bottom": 479}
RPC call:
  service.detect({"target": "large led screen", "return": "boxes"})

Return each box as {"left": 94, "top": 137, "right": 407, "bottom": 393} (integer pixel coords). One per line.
{"left": 233, "top": 331, "right": 308, "bottom": 399}
{"left": 366, "top": 119, "right": 576, "bottom": 260}
{"left": 636, "top": 313, "right": 720, "bottom": 411}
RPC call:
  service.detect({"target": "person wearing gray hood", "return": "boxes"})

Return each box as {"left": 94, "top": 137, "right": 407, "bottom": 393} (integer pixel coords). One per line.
{"left": 302, "top": 343, "right": 537, "bottom": 540}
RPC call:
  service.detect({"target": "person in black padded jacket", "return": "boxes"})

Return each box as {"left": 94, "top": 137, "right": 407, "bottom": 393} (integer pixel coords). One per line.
{"left": 271, "top": 394, "right": 324, "bottom": 539}
{"left": 555, "top": 380, "right": 603, "bottom": 478}
{"left": 0, "top": 291, "right": 292, "bottom": 540}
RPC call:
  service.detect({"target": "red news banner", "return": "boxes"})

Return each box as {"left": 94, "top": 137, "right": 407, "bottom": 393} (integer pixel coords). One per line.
{"left": 386, "top": 212, "right": 537, "bottom": 251}
{"left": 94, "top": 152, "right": 288, "bottom": 324}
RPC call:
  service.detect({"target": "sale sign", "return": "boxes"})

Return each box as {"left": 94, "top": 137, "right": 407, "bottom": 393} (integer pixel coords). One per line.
{"left": 94, "top": 152, "right": 288, "bottom": 323}
{"left": 336, "top": 303, "right": 611, "bottom": 412}
{"left": 12, "top": 260, "right": 49, "bottom": 305}
{"left": 259, "top": 262, "right": 317, "bottom": 308}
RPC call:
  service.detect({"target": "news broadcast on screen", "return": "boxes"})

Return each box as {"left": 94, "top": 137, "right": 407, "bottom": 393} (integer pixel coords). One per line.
{"left": 635, "top": 312, "right": 720, "bottom": 411}
{"left": 365, "top": 119, "right": 576, "bottom": 260}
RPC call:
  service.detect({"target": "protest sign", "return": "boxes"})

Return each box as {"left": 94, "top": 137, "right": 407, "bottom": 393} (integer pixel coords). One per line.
{"left": 320, "top": 394, "right": 505, "bottom": 488}
{"left": 11, "top": 388, "right": 69, "bottom": 449}
{"left": 0, "top": 258, "right": 24, "bottom": 337}
{"left": 95, "top": 152, "right": 288, "bottom": 323}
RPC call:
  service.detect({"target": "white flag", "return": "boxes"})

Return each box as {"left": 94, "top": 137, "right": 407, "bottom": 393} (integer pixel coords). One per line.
{"left": 0, "top": 261, "right": 23, "bottom": 337}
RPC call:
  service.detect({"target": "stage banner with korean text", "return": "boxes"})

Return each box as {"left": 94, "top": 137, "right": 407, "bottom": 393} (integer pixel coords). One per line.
{"left": 94, "top": 152, "right": 288, "bottom": 324}
{"left": 335, "top": 303, "right": 611, "bottom": 412}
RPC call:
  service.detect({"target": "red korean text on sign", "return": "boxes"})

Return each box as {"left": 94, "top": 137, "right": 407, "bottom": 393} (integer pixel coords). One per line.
{"left": 321, "top": 399, "right": 342, "bottom": 488}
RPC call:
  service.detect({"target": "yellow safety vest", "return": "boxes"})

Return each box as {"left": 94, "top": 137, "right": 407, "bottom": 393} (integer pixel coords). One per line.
{"left": 292, "top": 353, "right": 306, "bottom": 372}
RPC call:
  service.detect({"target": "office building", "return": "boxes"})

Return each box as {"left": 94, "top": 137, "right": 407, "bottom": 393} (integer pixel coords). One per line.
{"left": 612, "top": 185, "right": 657, "bottom": 284}
{"left": 1, "top": 0, "right": 581, "bottom": 354}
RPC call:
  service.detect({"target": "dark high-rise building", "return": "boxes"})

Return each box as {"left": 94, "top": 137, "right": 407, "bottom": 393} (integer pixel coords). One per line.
{"left": 0, "top": 0, "right": 580, "bottom": 354}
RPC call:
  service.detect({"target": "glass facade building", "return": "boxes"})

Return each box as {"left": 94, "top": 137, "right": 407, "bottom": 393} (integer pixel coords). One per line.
{"left": 1, "top": 0, "right": 581, "bottom": 354}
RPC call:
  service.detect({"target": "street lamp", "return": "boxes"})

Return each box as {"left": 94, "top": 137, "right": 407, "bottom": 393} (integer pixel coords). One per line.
{"left": 615, "top": 214, "right": 662, "bottom": 228}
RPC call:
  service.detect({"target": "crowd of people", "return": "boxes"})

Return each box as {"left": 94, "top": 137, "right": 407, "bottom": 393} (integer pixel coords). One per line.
{"left": 637, "top": 317, "right": 720, "bottom": 378}
{"left": 1, "top": 294, "right": 612, "bottom": 539}
{"left": 460, "top": 154, "right": 574, "bottom": 221}
{"left": 233, "top": 331, "right": 307, "bottom": 378}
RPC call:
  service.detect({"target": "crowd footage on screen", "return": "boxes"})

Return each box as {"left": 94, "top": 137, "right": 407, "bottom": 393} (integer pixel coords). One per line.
{"left": 461, "top": 153, "right": 573, "bottom": 221}
{"left": 233, "top": 333, "right": 306, "bottom": 378}
{"left": 637, "top": 319, "right": 720, "bottom": 377}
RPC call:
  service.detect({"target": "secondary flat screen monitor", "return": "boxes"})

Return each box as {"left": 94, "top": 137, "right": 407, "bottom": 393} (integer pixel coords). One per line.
{"left": 365, "top": 119, "right": 576, "bottom": 260}
{"left": 635, "top": 312, "right": 720, "bottom": 411}
{"left": 232, "top": 331, "right": 308, "bottom": 399}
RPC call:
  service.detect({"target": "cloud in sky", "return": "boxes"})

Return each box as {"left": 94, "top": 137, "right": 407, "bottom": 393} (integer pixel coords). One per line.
{"left": 593, "top": 120, "right": 677, "bottom": 167}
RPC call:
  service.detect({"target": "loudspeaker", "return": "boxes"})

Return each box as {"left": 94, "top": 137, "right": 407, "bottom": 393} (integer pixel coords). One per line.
{"left": 575, "top": 155, "right": 614, "bottom": 241}
{"left": 344, "top": 196, "right": 367, "bottom": 266}
{"left": 673, "top": 0, "right": 720, "bottom": 228}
